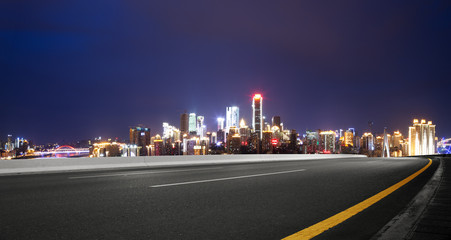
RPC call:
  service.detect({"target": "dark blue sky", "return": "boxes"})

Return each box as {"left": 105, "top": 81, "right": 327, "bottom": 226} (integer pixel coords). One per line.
{"left": 1, "top": 0, "right": 450, "bottom": 144}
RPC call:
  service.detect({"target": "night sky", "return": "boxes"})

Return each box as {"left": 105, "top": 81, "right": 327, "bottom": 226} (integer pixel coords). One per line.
{"left": 1, "top": 0, "right": 450, "bottom": 144}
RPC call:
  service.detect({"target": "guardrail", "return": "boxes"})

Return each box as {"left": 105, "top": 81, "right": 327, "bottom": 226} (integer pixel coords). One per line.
{"left": 0, "top": 154, "right": 368, "bottom": 175}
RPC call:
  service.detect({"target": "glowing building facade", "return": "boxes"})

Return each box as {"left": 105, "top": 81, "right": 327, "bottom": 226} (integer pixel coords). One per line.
{"left": 197, "top": 116, "right": 205, "bottom": 138}
{"left": 392, "top": 131, "right": 403, "bottom": 149}
{"left": 362, "top": 132, "right": 374, "bottom": 152}
{"left": 217, "top": 117, "right": 225, "bottom": 130}
{"left": 343, "top": 130, "right": 354, "bottom": 146}
{"left": 320, "top": 130, "right": 336, "bottom": 153}
{"left": 188, "top": 113, "right": 197, "bottom": 134}
{"left": 226, "top": 107, "right": 239, "bottom": 131}
{"left": 408, "top": 119, "right": 436, "bottom": 156}
{"left": 163, "top": 122, "right": 181, "bottom": 141}
{"left": 252, "top": 94, "right": 263, "bottom": 139}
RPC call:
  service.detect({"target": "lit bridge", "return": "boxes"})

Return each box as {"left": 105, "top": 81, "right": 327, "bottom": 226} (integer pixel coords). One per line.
{"left": 34, "top": 145, "right": 90, "bottom": 157}
{"left": 438, "top": 138, "right": 451, "bottom": 154}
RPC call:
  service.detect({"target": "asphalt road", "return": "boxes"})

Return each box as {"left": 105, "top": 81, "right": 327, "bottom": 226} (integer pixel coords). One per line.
{"left": 0, "top": 157, "right": 438, "bottom": 240}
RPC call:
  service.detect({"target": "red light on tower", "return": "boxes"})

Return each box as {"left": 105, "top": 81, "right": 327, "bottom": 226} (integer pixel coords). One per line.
{"left": 254, "top": 94, "right": 262, "bottom": 99}
{"left": 271, "top": 139, "right": 278, "bottom": 145}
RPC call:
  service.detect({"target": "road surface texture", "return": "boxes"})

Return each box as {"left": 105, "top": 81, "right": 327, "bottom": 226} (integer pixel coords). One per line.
{"left": 0, "top": 157, "right": 438, "bottom": 240}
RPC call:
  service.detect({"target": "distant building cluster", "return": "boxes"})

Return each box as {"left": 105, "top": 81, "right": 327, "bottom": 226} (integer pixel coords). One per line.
{"left": 88, "top": 93, "right": 440, "bottom": 158}
{"left": 0, "top": 135, "right": 30, "bottom": 158}
{"left": 300, "top": 119, "right": 437, "bottom": 157}
{"left": 112, "top": 94, "right": 299, "bottom": 157}
{"left": 0, "top": 94, "right": 443, "bottom": 159}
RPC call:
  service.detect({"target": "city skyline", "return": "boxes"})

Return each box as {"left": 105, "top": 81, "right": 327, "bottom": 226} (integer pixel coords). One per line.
{"left": 0, "top": 90, "right": 442, "bottom": 146}
{"left": 1, "top": 1, "right": 450, "bottom": 144}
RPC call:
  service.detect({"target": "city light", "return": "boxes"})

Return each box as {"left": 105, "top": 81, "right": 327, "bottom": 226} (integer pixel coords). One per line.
{"left": 1, "top": 91, "right": 445, "bottom": 158}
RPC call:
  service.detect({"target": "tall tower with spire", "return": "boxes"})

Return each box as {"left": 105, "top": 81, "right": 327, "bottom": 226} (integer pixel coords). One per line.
{"left": 252, "top": 94, "right": 263, "bottom": 139}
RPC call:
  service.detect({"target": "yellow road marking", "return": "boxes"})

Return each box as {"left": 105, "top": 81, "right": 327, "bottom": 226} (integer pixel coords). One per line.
{"left": 283, "top": 158, "right": 433, "bottom": 240}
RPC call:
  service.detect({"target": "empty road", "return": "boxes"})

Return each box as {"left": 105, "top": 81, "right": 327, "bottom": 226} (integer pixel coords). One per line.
{"left": 0, "top": 157, "right": 438, "bottom": 239}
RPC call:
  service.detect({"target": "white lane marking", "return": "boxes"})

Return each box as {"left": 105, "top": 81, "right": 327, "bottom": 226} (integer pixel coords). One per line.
{"left": 150, "top": 169, "right": 306, "bottom": 188}
{"left": 68, "top": 167, "right": 223, "bottom": 179}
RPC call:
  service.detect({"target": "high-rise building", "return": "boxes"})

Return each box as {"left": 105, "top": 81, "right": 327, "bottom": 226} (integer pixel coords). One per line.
{"left": 227, "top": 134, "right": 241, "bottom": 154}
{"left": 197, "top": 116, "right": 205, "bottom": 137}
{"left": 362, "top": 132, "right": 374, "bottom": 152}
{"left": 154, "top": 139, "right": 164, "bottom": 156}
{"left": 180, "top": 113, "right": 189, "bottom": 134}
{"left": 303, "top": 130, "right": 319, "bottom": 154}
{"left": 262, "top": 130, "right": 273, "bottom": 153}
{"left": 320, "top": 130, "right": 336, "bottom": 153}
{"left": 189, "top": 113, "right": 197, "bottom": 134}
{"left": 344, "top": 130, "right": 354, "bottom": 146}
{"left": 354, "top": 135, "right": 361, "bottom": 149}
{"left": 226, "top": 126, "right": 239, "bottom": 153}
{"left": 217, "top": 117, "right": 225, "bottom": 130}
{"left": 226, "top": 107, "right": 239, "bottom": 131}
{"left": 163, "top": 122, "right": 180, "bottom": 141}
{"left": 5, "top": 134, "right": 14, "bottom": 151}
{"left": 272, "top": 116, "right": 281, "bottom": 129}
{"left": 409, "top": 119, "right": 436, "bottom": 156}
{"left": 216, "top": 129, "right": 225, "bottom": 144}
{"left": 392, "top": 131, "right": 403, "bottom": 149}
{"left": 239, "top": 119, "right": 251, "bottom": 144}
{"left": 129, "top": 126, "right": 151, "bottom": 156}
{"left": 252, "top": 94, "right": 263, "bottom": 139}
{"left": 15, "top": 137, "right": 24, "bottom": 149}
{"left": 210, "top": 132, "right": 217, "bottom": 144}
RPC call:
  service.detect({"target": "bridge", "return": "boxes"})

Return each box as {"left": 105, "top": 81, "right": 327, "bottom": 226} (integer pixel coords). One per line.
{"left": 34, "top": 145, "right": 90, "bottom": 157}
{"left": 438, "top": 138, "right": 451, "bottom": 154}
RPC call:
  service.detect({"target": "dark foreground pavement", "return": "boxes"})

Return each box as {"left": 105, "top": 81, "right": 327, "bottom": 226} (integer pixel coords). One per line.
{"left": 0, "top": 157, "right": 438, "bottom": 239}
{"left": 408, "top": 156, "right": 451, "bottom": 240}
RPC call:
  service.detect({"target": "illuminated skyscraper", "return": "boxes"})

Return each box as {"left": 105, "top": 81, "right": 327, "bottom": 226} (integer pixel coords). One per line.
{"left": 226, "top": 107, "right": 239, "bottom": 131}
{"left": 239, "top": 119, "right": 251, "bottom": 144}
{"left": 217, "top": 129, "right": 225, "bottom": 144}
{"left": 180, "top": 113, "right": 189, "bottom": 134}
{"left": 252, "top": 94, "right": 263, "bottom": 139}
{"left": 362, "top": 132, "right": 374, "bottom": 152}
{"left": 210, "top": 132, "right": 217, "bottom": 143}
{"left": 320, "top": 130, "right": 336, "bottom": 153}
{"left": 392, "top": 131, "right": 403, "bottom": 148}
{"left": 5, "top": 134, "right": 14, "bottom": 151}
{"left": 217, "top": 117, "right": 225, "bottom": 130}
{"left": 408, "top": 119, "right": 436, "bottom": 156}
{"left": 163, "top": 122, "right": 180, "bottom": 141}
{"left": 197, "top": 116, "right": 205, "bottom": 138}
{"left": 344, "top": 130, "right": 354, "bottom": 146}
{"left": 189, "top": 113, "right": 197, "bottom": 134}
{"left": 261, "top": 130, "right": 273, "bottom": 153}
